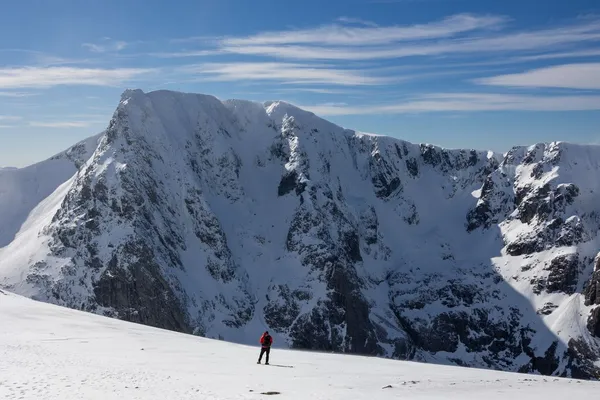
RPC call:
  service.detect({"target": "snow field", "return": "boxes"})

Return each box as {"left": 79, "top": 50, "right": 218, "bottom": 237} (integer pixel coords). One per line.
{"left": 1, "top": 290, "right": 599, "bottom": 400}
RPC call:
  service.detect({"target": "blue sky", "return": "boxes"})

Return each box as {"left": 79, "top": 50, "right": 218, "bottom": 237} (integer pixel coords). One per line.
{"left": 1, "top": 0, "right": 600, "bottom": 167}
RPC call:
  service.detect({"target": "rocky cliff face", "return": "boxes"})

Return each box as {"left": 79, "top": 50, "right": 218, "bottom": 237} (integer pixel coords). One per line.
{"left": 1, "top": 89, "right": 599, "bottom": 379}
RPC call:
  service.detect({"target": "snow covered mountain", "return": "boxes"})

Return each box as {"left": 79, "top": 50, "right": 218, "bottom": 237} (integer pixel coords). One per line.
{"left": 0, "top": 134, "right": 101, "bottom": 248}
{"left": 3, "top": 291, "right": 600, "bottom": 399}
{"left": 1, "top": 89, "right": 599, "bottom": 379}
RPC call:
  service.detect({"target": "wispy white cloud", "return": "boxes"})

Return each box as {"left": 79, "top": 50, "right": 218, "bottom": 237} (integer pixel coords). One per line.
{"left": 0, "top": 66, "right": 155, "bottom": 89}
{"left": 335, "top": 17, "right": 379, "bottom": 28}
{"left": 86, "top": 106, "right": 115, "bottom": 112}
{"left": 27, "top": 113, "right": 109, "bottom": 128}
{"left": 148, "top": 49, "right": 223, "bottom": 58}
{"left": 172, "top": 62, "right": 496, "bottom": 88}
{"left": 272, "top": 87, "right": 362, "bottom": 94}
{"left": 0, "top": 115, "right": 22, "bottom": 121}
{"left": 169, "top": 35, "right": 217, "bottom": 44}
{"left": 513, "top": 49, "right": 600, "bottom": 62}
{"left": 29, "top": 121, "right": 92, "bottom": 128}
{"left": 4, "top": 13, "right": 600, "bottom": 120}
{"left": 221, "top": 31, "right": 600, "bottom": 61}
{"left": 179, "top": 62, "right": 393, "bottom": 86}
{"left": 476, "top": 63, "right": 600, "bottom": 89}
{"left": 0, "top": 91, "right": 38, "bottom": 97}
{"left": 149, "top": 13, "right": 600, "bottom": 82}
{"left": 0, "top": 125, "right": 17, "bottom": 129}
{"left": 82, "top": 39, "right": 128, "bottom": 53}
{"left": 35, "top": 55, "right": 88, "bottom": 67}
{"left": 368, "top": 0, "right": 452, "bottom": 3}
{"left": 221, "top": 14, "right": 506, "bottom": 47}
{"left": 214, "top": 15, "right": 600, "bottom": 61}
{"left": 67, "top": 113, "right": 111, "bottom": 119}
{"left": 0, "top": 49, "right": 89, "bottom": 67}
{"left": 299, "top": 93, "right": 600, "bottom": 115}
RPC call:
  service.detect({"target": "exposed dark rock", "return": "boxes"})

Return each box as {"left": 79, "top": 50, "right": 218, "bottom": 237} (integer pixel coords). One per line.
{"left": 269, "top": 141, "right": 288, "bottom": 162}
{"left": 466, "top": 201, "right": 492, "bottom": 231}
{"left": 515, "top": 185, "right": 530, "bottom": 207}
{"left": 376, "top": 176, "right": 401, "bottom": 198}
{"left": 360, "top": 207, "right": 378, "bottom": 245}
{"left": 515, "top": 183, "right": 579, "bottom": 225}
{"left": 342, "top": 231, "right": 362, "bottom": 262}
{"left": 420, "top": 144, "right": 443, "bottom": 168}
{"left": 468, "top": 150, "right": 479, "bottom": 167}
{"left": 406, "top": 158, "right": 419, "bottom": 177}
{"left": 531, "top": 163, "right": 544, "bottom": 179}
{"left": 506, "top": 217, "right": 586, "bottom": 257}
{"left": 555, "top": 183, "right": 579, "bottom": 208}
{"left": 326, "top": 262, "right": 381, "bottom": 354}
{"left": 394, "top": 144, "right": 404, "bottom": 159}
{"left": 537, "top": 303, "right": 558, "bottom": 315}
{"left": 518, "top": 184, "right": 551, "bottom": 223}
{"left": 93, "top": 244, "right": 190, "bottom": 333}
{"left": 522, "top": 145, "right": 544, "bottom": 165}
{"left": 370, "top": 153, "right": 402, "bottom": 199}
{"left": 525, "top": 255, "right": 581, "bottom": 296}
{"left": 587, "top": 307, "right": 600, "bottom": 338}
{"left": 531, "top": 341, "right": 560, "bottom": 376}
{"left": 466, "top": 171, "right": 513, "bottom": 231}
{"left": 392, "top": 337, "right": 417, "bottom": 359}
{"left": 394, "top": 307, "right": 522, "bottom": 357}
{"left": 506, "top": 239, "right": 540, "bottom": 256}
{"left": 545, "top": 254, "right": 580, "bottom": 295}
{"left": 403, "top": 203, "right": 420, "bottom": 225}
{"left": 264, "top": 285, "right": 301, "bottom": 333}
{"left": 278, "top": 170, "right": 303, "bottom": 196}
{"left": 425, "top": 313, "right": 462, "bottom": 353}
{"left": 584, "top": 270, "right": 600, "bottom": 306}
{"left": 556, "top": 217, "right": 585, "bottom": 247}
{"left": 290, "top": 307, "right": 340, "bottom": 351}
{"left": 530, "top": 277, "right": 546, "bottom": 295}
{"left": 564, "top": 338, "right": 600, "bottom": 379}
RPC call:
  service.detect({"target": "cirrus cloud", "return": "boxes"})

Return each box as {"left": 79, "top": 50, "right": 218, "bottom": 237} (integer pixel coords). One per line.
{"left": 220, "top": 13, "right": 507, "bottom": 47}
{"left": 0, "top": 91, "right": 37, "bottom": 97}
{"left": 160, "top": 14, "right": 600, "bottom": 67}
{"left": 299, "top": 93, "right": 600, "bottom": 115}
{"left": 475, "top": 63, "right": 600, "bottom": 90}
{"left": 0, "top": 115, "right": 22, "bottom": 121}
{"left": 0, "top": 66, "right": 156, "bottom": 89}
{"left": 29, "top": 121, "right": 93, "bottom": 128}
{"left": 82, "top": 38, "right": 129, "bottom": 53}
{"left": 179, "top": 62, "right": 394, "bottom": 86}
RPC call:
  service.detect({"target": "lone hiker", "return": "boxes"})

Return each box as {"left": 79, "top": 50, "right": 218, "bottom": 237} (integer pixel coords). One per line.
{"left": 257, "top": 331, "right": 273, "bottom": 365}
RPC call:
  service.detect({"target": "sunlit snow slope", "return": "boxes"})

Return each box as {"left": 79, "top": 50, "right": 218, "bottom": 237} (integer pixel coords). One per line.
{"left": 1, "top": 290, "right": 598, "bottom": 400}
{"left": 0, "top": 133, "right": 101, "bottom": 248}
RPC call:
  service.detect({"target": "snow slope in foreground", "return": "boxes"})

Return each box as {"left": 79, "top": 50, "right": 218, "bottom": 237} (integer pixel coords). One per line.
{"left": 1, "top": 290, "right": 598, "bottom": 400}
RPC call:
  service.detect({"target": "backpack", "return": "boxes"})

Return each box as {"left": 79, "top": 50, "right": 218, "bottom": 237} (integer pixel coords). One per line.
{"left": 263, "top": 334, "right": 272, "bottom": 346}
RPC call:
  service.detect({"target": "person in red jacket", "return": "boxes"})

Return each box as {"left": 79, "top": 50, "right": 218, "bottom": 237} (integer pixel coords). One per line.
{"left": 257, "top": 331, "right": 273, "bottom": 365}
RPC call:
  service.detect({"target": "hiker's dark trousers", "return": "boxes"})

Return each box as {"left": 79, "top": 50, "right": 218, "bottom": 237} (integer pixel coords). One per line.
{"left": 259, "top": 346, "right": 270, "bottom": 363}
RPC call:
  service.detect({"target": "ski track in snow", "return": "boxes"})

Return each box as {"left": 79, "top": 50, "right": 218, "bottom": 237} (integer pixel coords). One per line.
{"left": 1, "top": 291, "right": 598, "bottom": 400}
